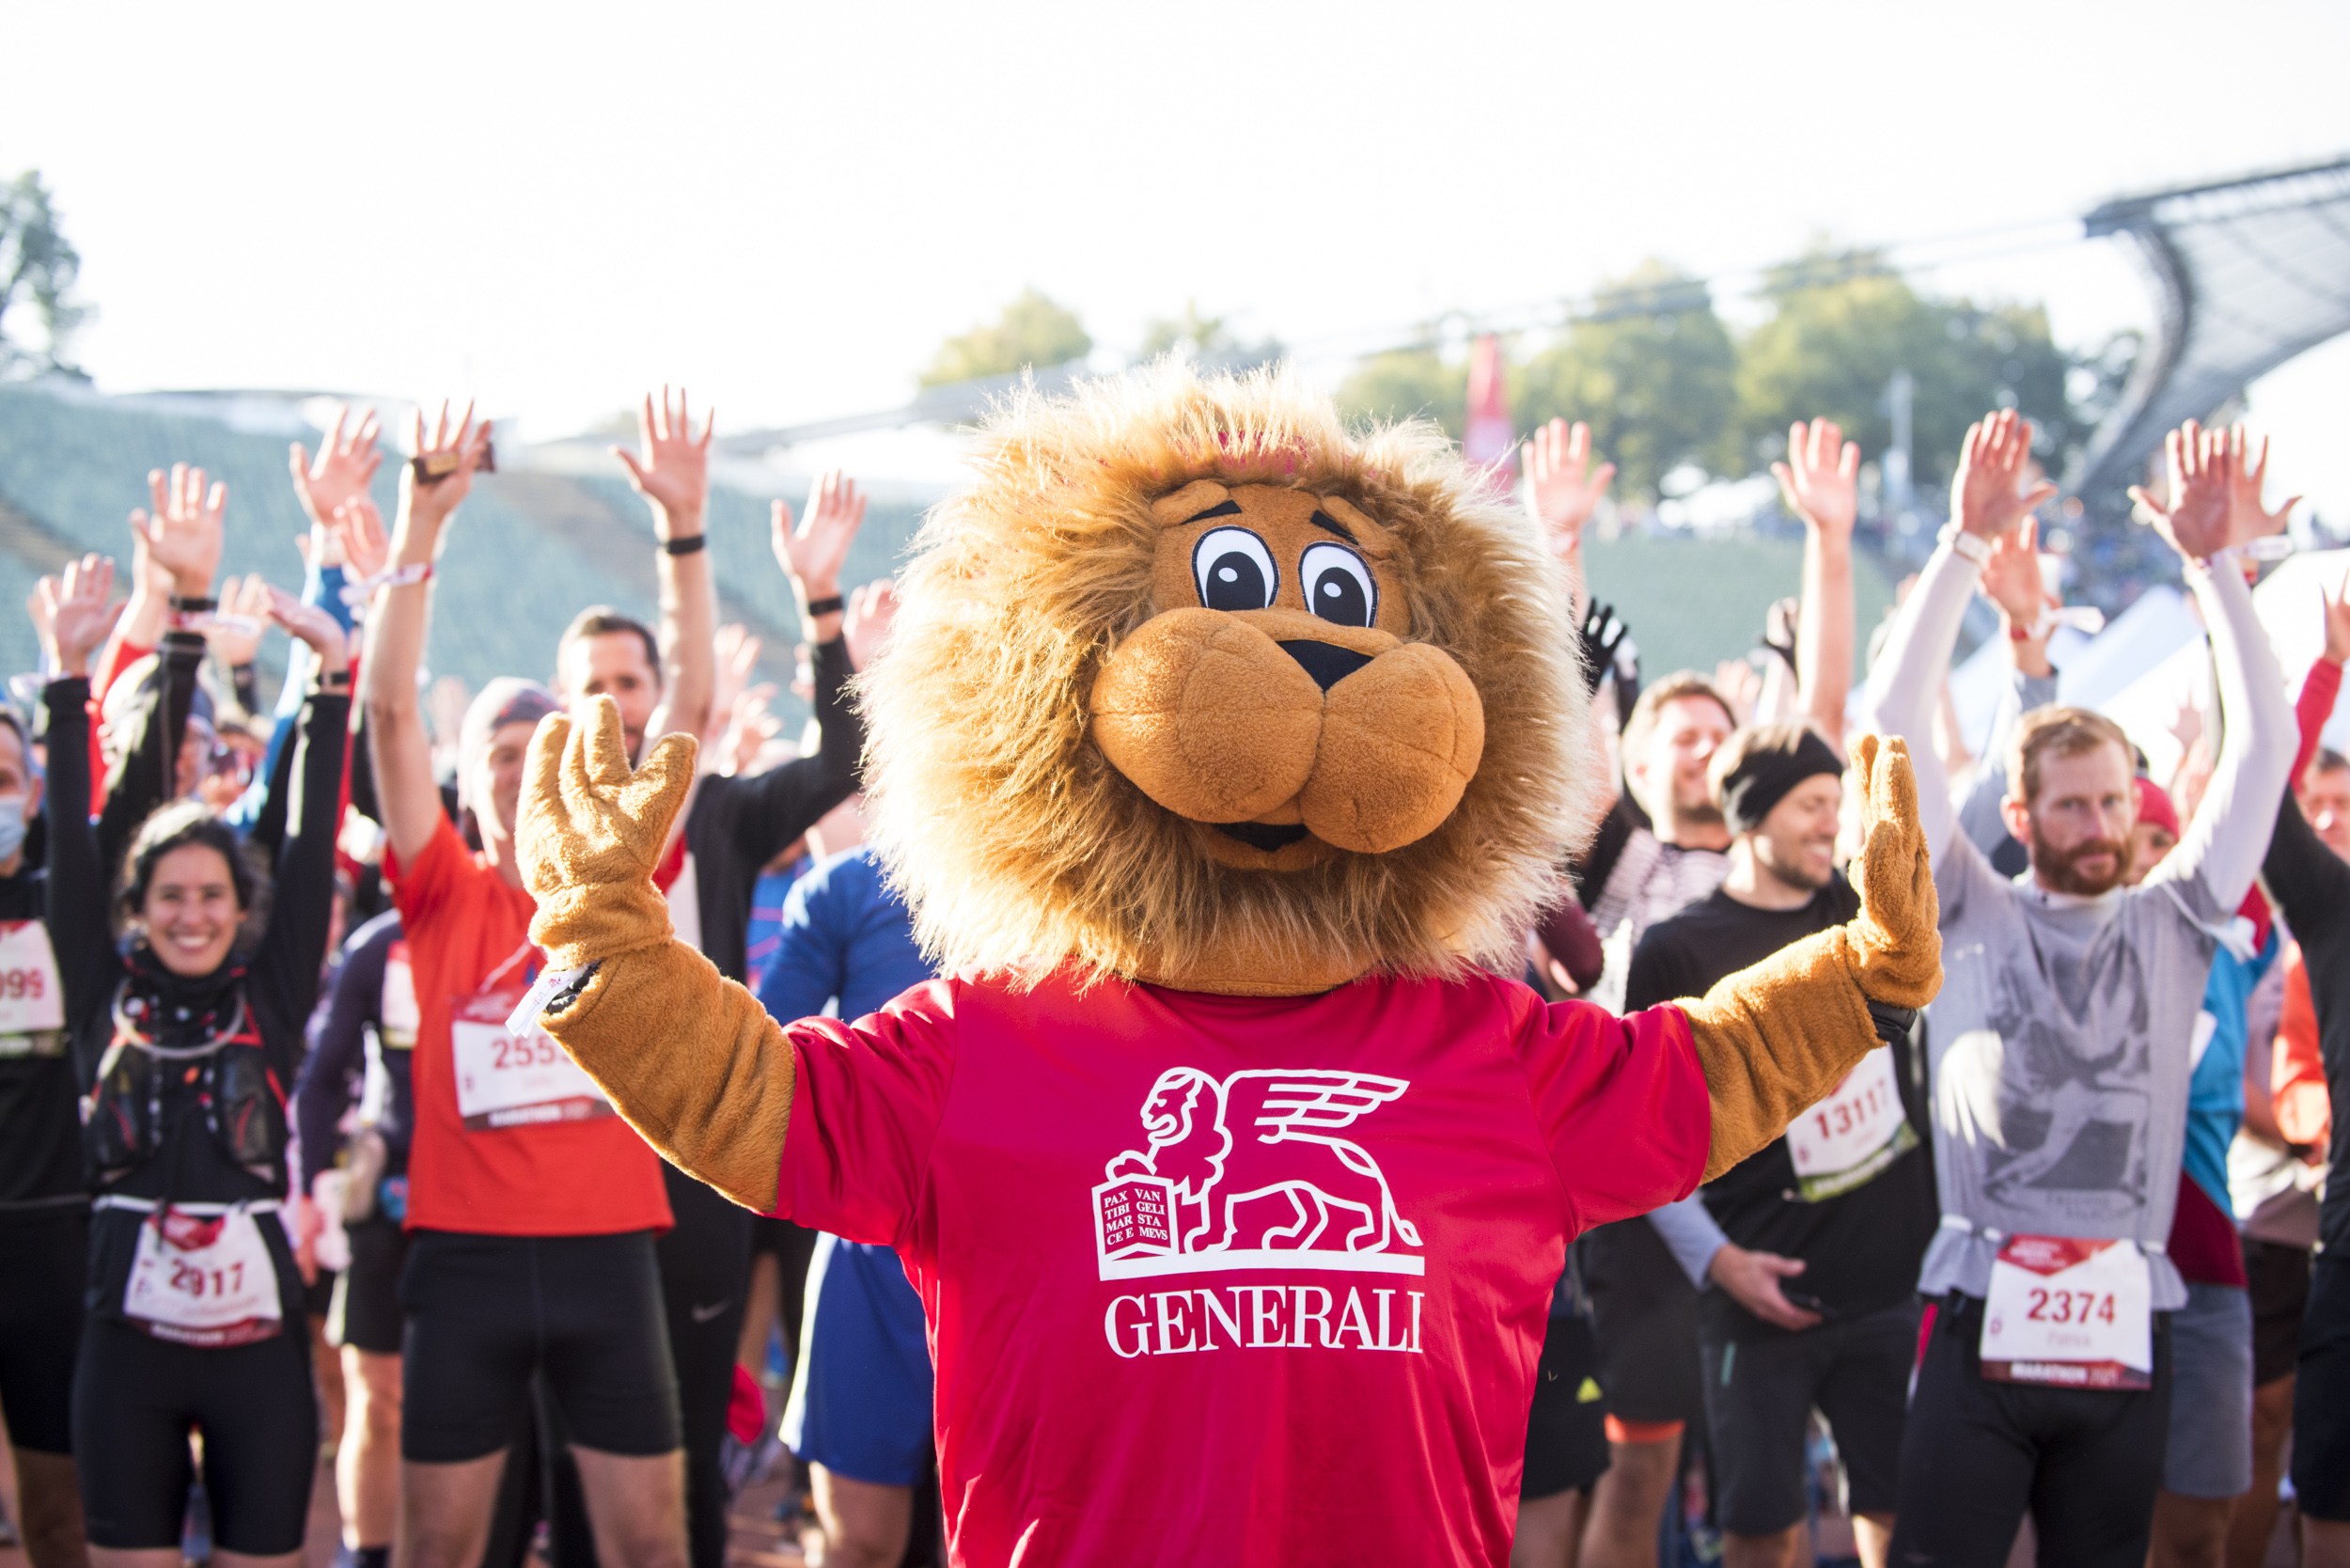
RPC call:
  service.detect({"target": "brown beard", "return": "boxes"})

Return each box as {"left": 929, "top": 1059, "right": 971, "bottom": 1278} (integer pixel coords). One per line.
{"left": 2030, "top": 825, "right": 2134, "bottom": 896}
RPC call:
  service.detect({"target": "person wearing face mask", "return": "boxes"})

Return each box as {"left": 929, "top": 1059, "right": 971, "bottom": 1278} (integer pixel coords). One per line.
{"left": 39, "top": 547, "right": 352, "bottom": 1568}
{"left": 0, "top": 698, "right": 85, "bottom": 1568}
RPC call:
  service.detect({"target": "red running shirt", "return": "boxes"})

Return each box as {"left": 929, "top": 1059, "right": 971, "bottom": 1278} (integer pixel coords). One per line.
{"left": 390, "top": 819, "right": 670, "bottom": 1237}
{"left": 776, "top": 967, "right": 1711, "bottom": 1566}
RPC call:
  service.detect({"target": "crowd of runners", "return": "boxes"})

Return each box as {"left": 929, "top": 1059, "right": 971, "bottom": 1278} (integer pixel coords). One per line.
{"left": 0, "top": 383, "right": 2343, "bottom": 1568}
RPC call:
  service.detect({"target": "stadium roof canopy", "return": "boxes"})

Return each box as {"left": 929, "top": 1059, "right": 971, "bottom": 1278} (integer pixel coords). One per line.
{"left": 2069, "top": 154, "right": 2350, "bottom": 591}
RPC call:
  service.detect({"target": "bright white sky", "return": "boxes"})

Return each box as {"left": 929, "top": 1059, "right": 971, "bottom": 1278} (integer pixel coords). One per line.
{"left": 7, "top": 0, "right": 2349, "bottom": 510}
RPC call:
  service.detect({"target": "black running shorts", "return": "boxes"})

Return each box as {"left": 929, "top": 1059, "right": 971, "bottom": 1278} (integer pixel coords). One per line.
{"left": 72, "top": 1315, "right": 317, "bottom": 1553}
{"left": 2293, "top": 1255, "right": 2350, "bottom": 1523}
{"left": 329, "top": 1211, "right": 410, "bottom": 1356}
{"left": 0, "top": 1207, "right": 86, "bottom": 1453}
{"left": 1891, "top": 1292, "right": 2172, "bottom": 1568}
{"left": 1697, "top": 1294, "right": 1917, "bottom": 1535}
{"left": 399, "top": 1230, "right": 682, "bottom": 1463}
{"left": 2244, "top": 1236, "right": 2311, "bottom": 1388}
{"left": 1522, "top": 1312, "right": 1610, "bottom": 1499}
{"left": 1578, "top": 1217, "right": 1702, "bottom": 1429}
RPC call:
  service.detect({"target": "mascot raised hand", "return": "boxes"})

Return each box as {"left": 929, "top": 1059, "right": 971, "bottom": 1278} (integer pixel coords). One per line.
{"left": 517, "top": 366, "right": 1938, "bottom": 1566}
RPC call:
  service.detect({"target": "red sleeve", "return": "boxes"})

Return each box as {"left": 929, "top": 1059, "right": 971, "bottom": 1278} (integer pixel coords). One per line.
{"left": 1512, "top": 989, "right": 1711, "bottom": 1237}
{"left": 2294, "top": 658, "right": 2343, "bottom": 783}
{"left": 776, "top": 977, "right": 960, "bottom": 1247}
{"left": 83, "top": 639, "right": 150, "bottom": 810}
{"left": 2274, "top": 947, "right": 2330, "bottom": 1150}
{"left": 96, "top": 637, "right": 150, "bottom": 703}
{"left": 386, "top": 815, "right": 466, "bottom": 926}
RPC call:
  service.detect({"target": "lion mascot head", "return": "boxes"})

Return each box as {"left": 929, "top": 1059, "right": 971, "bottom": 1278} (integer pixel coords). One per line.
{"left": 861, "top": 361, "right": 1597, "bottom": 996}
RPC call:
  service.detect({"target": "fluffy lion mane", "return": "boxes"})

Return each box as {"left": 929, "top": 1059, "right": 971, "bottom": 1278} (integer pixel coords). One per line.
{"left": 861, "top": 360, "right": 1598, "bottom": 990}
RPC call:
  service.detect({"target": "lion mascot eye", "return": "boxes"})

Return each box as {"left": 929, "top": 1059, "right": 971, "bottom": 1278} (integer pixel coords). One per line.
{"left": 1192, "top": 526, "right": 1278, "bottom": 612}
{"left": 1300, "top": 541, "right": 1377, "bottom": 628}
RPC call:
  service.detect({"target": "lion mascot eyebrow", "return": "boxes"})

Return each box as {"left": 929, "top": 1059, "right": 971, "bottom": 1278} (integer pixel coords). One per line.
{"left": 859, "top": 363, "right": 1596, "bottom": 994}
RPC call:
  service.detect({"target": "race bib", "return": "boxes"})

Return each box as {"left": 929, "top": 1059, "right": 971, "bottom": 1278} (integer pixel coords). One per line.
{"left": 1785, "top": 1047, "right": 1915, "bottom": 1200}
{"left": 1980, "top": 1234, "right": 2153, "bottom": 1390}
{"left": 450, "top": 991, "right": 611, "bottom": 1131}
{"left": 122, "top": 1205, "right": 285, "bottom": 1346}
{"left": 380, "top": 942, "right": 419, "bottom": 1049}
{"left": 0, "top": 919, "right": 65, "bottom": 1039}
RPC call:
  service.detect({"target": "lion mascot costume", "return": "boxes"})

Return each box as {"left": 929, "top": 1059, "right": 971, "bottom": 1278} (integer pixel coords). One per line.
{"left": 513, "top": 365, "right": 1939, "bottom": 1565}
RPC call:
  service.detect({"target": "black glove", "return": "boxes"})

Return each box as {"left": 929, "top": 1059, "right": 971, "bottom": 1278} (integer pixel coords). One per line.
{"left": 1761, "top": 595, "right": 1800, "bottom": 679}
{"left": 1576, "top": 602, "right": 1630, "bottom": 699}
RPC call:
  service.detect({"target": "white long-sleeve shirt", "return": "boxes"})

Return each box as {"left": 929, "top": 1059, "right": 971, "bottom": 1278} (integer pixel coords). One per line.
{"left": 1862, "top": 539, "right": 2294, "bottom": 1307}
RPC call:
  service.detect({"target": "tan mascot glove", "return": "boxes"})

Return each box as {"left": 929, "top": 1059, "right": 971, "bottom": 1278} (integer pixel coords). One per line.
{"left": 518, "top": 698, "right": 799, "bottom": 1213}
{"left": 1681, "top": 733, "right": 1941, "bottom": 1179}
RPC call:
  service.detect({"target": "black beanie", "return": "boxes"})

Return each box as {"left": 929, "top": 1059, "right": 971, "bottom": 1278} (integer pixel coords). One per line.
{"left": 1718, "top": 726, "right": 1844, "bottom": 837}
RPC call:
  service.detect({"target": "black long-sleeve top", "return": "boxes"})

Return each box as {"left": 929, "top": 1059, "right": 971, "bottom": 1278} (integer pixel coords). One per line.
{"left": 657, "top": 634, "right": 864, "bottom": 1274}
{"left": 682, "top": 634, "right": 864, "bottom": 983}
{"left": 45, "top": 670, "right": 350, "bottom": 1324}
{"left": 292, "top": 908, "right": 413, "bottom": 1193}
{"left": 2262, "top": 793, "right": 2350, "bottom": 1256}
{"left": 0, "top": 634, "right": 204, "bottom": 1213}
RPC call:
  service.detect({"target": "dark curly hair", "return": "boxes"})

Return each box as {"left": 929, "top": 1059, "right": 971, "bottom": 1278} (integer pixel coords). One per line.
{"left": 118, "top": 801, "right": 271, "bottom": 942}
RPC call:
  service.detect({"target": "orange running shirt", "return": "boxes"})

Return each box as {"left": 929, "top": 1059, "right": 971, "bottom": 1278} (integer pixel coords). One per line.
{"left": 390, "top": 817, "right": 670, "bottom": 1236}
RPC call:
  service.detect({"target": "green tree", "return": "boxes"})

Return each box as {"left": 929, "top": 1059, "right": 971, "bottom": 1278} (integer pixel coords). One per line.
{"left": 1335, "top": 344, "right": 1466, "bottom": 436}
{"left": 1735, "top": 247, "right": 2073, "bottom": 489}
{"left": 1515, "top": 259, "right": 1737, "bottom": 501}
{"left": 1138, "top": 300, "right": 1282, "bottom": 368}
{"left": 920, "top": 288, "right": 1091, "bottom": 388}
{"left": 0, "top": 168, "right": 86, "bottom": 376}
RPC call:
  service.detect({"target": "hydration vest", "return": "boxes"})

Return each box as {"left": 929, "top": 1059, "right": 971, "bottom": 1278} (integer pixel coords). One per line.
{"left": 84, "top": 980, "right": 285, "bottom": 1181}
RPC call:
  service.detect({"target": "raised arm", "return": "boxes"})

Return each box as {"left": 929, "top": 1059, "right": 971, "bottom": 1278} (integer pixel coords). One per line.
{"left": 37, "top": 558, "right": 131, "bottom": 1065}
{"left": 249, "top": 587, "right": 352, "bottom": 1024}
{"left": 2130, "top": 422, "right": 2295, "bottom": 911}
{"left": 1864, "top": 410, "right": 2055, "bottom": 865}
{"left": 1772, "top": 419, "right": 1858, "bottom": 747}
{"left": 1526, "top": 418, "right": 1614, "bottom": 621}
{"left": 614, "top": 388, "right": 716, "bottom": 749}
{"left": 519, "top": 698, "right": 797, "bottom": 1210}
{"left": 1680, "top": 735, "right": 1940, "bottom": 1177}
{"left": 2287, "top": 541, "right": 2346, "bottom": 780}
{"left": 363, "top": 404, "right": 490, "bottom": 866}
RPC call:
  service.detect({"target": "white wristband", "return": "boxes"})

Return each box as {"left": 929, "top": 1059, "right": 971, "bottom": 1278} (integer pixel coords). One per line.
{"left": 1937, "top": 524, "right": 1993, "bottom": 568}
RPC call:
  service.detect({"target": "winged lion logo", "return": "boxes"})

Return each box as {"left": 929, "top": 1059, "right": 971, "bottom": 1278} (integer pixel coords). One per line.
{"left": 1092, "top": 1068, "right": 1424, "bottom": 1280}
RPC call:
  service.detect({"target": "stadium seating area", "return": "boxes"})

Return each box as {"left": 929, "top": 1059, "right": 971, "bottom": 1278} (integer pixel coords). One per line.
{"left": 0, "top": 383, "right": 1898, "bottom": 717}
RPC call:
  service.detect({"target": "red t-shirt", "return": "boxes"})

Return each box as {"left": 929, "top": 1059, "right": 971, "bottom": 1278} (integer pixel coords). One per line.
{"left": 390, "top": 818, "right": 670, "bottom": 1237}
{"left": 776, "top": 966, "right": 1711, "bottom": 1566}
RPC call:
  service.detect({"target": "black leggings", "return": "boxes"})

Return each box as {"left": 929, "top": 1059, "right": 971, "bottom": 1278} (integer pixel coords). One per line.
{"left": 1891, "top": 1293, "right": 2172, "bottom": 1568}
{"left": 71, "top": 1315, "right": 317, "bottom": 1553}
{"left": 658, "top": 1171, "right": 753, "bottom": 1568}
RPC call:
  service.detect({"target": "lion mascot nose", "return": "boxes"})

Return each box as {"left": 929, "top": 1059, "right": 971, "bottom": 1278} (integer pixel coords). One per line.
{"left": 1089, "top": 607, "right": 1485, "bottom": 855}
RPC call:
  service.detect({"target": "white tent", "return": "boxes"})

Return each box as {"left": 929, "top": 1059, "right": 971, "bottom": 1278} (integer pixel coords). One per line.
{"left": 2080, "top": 549, "right": 2348, "bottom": 785}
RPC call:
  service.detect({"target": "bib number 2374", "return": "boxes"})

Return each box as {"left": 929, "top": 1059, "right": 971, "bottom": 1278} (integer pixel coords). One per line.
{"left": 1980, "top": 1234, "right": 2153, "bottom": 1391}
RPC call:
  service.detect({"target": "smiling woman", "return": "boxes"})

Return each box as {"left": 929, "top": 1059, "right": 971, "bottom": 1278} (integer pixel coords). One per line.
{"left": 118, "top": 807, "right": 262, "bottom": 975}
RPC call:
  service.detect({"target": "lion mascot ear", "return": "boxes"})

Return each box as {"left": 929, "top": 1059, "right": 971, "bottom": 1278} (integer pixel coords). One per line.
{"left": 855, "top": 362, "right": 1603, "bottom": 996}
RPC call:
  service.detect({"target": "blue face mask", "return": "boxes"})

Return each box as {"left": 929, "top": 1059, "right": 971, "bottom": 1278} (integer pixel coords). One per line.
{"left": 0, "top": 796, "right": 23, "bottom": 867}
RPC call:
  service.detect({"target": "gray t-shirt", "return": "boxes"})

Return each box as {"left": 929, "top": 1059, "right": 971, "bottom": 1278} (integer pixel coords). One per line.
{"left": 1920, "top": 833, "right": 2230, "bottom": 1309}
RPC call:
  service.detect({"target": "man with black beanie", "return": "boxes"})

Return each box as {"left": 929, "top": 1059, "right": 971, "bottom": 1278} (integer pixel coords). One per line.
{"left": 1624, "top": 720, "right": 1935, "bottom": 1568}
